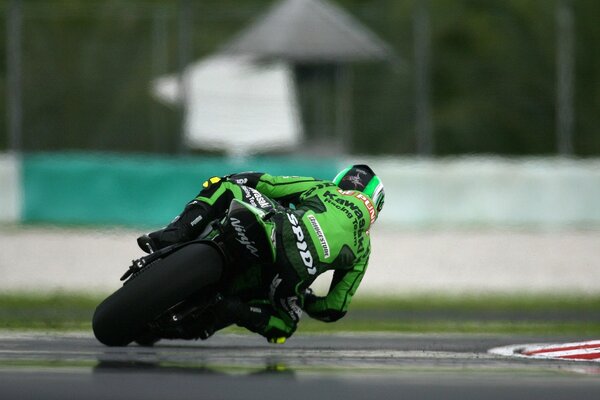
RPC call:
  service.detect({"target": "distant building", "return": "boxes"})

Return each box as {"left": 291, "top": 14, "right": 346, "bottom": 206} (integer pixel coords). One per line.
{"left": 153, "top": 0, "right": 395, "bottom": 156}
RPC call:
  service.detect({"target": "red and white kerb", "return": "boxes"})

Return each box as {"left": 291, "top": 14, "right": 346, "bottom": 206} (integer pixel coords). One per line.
{"left": 489, "top": 340, "right": 600, "bottom": 361}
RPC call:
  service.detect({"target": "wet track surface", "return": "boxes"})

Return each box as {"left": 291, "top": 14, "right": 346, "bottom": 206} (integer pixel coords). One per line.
{"left": 1, "top": 332, "right": 600, "bottom": 399}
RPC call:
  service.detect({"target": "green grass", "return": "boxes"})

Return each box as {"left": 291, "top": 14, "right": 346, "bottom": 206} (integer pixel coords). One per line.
{"left": 1, "top": 292, "right": 599, "bottom": 335}
{"left": 350, "top": 294, "right": 600, "bottom": 313}
{"left": 0, "top": 293, "right": 102, "bottom": 331}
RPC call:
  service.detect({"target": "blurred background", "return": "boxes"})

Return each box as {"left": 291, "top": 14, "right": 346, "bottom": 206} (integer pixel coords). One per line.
{"left": 1, "top": 0, "right": 599, "bottom": 307}
{"left": 3, "top": 0, "right": 600, "bottom": 156}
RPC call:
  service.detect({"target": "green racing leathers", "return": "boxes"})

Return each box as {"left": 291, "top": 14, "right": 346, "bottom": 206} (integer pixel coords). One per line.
{"left": 144, "top": 172, "right": 377, "bottom": 341}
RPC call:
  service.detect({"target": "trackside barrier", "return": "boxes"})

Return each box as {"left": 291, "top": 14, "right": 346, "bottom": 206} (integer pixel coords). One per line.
{"left": 0, "top": 153, "right": 21, "bottom": 223}
{"left": 357, "top": 157, "right": 600, "bottom": 229}
{"left": 21, "top": 153, "right": 339, "bottom": 226}
{"left": 5, "top": 153, "right": 600, "bottom": 228}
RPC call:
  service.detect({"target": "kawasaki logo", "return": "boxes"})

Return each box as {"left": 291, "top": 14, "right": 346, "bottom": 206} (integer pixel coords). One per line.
{"left": 322, "top": 191, "right": 363, "bottom": 220}
{"left": 286, "top": 213, "right": 316, "bottom": 275}
{"left": 241, "top": 185, "right": 271, "bottom": 209}
{"left": 230, "top": 217, "right": 259, "bottom": 258}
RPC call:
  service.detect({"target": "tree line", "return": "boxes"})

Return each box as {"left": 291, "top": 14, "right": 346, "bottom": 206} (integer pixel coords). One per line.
{"left": 1, "top": 0, "right": 598, "bottom": 156}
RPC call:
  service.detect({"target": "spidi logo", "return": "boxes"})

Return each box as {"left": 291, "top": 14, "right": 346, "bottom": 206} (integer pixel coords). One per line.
{"left": 230, "top": 217, "right": 259, "bottom": 258}
{"left": 286, "top": 213, "right": 316, "bottom": 275}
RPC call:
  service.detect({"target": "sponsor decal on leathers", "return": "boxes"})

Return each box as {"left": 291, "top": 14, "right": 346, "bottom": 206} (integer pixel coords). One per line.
{"left": 307, "top": 215, "right": 330, "bottom": 259}
{"left": 230, "top": 217, "right": 259, "bottom": 258}
{"left": 323, "top": 190, "right": 367, "bottom": 253}
{"left": 356, "top": 193, "right": 377, "bottom": 225}
{"left": 280, "top": 295, "right": 302, "bottom": 322}
{"left": 241, "top": 185, "right": 271, "bottom": 209}
{"left": 269, "top": 274, "right": 302, "bottom": 322}
{"left": 286, "top": 213, "right": 316, "bottom": 275}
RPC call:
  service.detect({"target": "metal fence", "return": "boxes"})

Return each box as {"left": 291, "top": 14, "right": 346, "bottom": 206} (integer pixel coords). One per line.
{"left": 3, "top": 0, "right": 599, "bottom": 156}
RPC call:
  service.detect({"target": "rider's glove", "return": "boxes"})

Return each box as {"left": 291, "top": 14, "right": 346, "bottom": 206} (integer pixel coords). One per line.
{"left": 303, "top": 288, "right": 318, "bottom": 308}
{"left": 268, "top": 337, "right": 287, "bottom": 344}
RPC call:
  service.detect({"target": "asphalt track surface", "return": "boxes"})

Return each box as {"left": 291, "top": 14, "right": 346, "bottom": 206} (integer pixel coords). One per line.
{"left": 1, "top": 332, "right": 600, "bottom": 400}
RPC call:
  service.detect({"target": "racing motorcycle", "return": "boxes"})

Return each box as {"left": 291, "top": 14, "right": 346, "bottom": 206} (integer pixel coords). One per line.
{"left": 92, "top": 193, "right": 279, "bottom": 347}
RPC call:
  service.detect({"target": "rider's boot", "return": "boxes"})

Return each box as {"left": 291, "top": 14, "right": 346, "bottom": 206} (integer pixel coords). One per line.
{"left": 185, "top": 295, "right": 238, "bottom": 340}
{"left": 193, "top": 296, "right": 270, "bottom": 340}
{"left": 137, "top": 200, "right": 210, "bottom": 253}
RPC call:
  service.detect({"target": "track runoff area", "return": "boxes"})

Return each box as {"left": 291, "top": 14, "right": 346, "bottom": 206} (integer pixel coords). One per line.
{"left": 2, "top": 333, "right": 600, "bottom": 400}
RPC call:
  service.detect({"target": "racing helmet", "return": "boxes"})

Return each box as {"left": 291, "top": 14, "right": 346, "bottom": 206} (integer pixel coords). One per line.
{"left": 333, "top": 164, "right": 385, "bottom": 213}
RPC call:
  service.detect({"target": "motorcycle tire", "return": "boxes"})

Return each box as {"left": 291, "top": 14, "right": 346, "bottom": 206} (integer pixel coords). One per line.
{"left": 92, "top": 242, "right": 223, "bottom": 346}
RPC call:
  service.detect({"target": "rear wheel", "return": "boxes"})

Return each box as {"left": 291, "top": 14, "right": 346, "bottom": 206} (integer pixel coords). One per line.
{"left": 92, "top": 242, "right": 223, "bottom": 346}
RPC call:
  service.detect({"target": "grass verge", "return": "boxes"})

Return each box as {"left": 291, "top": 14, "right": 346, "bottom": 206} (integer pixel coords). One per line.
{"left": 1, "top": 292, "right": 598, "bottom": 335}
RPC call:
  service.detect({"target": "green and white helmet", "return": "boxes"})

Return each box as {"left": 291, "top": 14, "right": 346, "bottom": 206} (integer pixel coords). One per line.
{"left": 333, "top": 164, "right": 385, "bottom": 213}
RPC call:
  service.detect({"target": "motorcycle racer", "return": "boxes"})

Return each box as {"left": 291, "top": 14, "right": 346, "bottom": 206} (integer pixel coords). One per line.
{"left": 137, "top": 164, "right": 385, "bottom": 342}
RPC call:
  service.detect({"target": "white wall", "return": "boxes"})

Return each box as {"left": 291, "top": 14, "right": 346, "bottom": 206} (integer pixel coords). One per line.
{"left": 6, "top": 153, "right": 600, "bottom": 228}
{"left": 359, "top": 157, "right": 600, "bottom": 228}
{"left": 2, "top": 227, "right": 599, "bottom": 295}
{"left": 0, "top": 153, "right": 20, "bottom": 223}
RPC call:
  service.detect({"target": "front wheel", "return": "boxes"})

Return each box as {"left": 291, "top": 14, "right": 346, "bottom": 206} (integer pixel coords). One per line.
{"left": 92, "top": 242, "right": 223, "bottom": 346}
